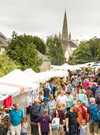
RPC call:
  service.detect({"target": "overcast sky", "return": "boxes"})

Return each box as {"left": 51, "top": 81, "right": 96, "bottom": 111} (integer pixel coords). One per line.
{"left": 0, "top": 0, "right": 100, "bottom": 40}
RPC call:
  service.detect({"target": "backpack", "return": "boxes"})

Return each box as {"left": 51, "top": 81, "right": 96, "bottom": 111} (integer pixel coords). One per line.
{"left": 51, "top": 117, "right": 60, "bottom": 129}
{"left": 31, "top": 104, "right": 41, "bottom": 115}
{"left": 30, "top": 104, "right": 41, "bottom": 122}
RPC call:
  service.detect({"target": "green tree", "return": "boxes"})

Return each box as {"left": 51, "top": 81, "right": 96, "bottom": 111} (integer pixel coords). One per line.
{"left": 7, "top": 34, "right": 42, "bottom": 71}
{"left": 32, "top": 36, "right": 46, "bottom": 54}
{"left": 68, "top": 37, "right": 100, "bottom": 64}
{"left": 46, "top": 35, "right": 64, "bottom": 65}
{"left": 0, "top": 54, "right": 17, "bottom": 77}
{"left": 12, "top": 31, "right": 17, "bottom": 39}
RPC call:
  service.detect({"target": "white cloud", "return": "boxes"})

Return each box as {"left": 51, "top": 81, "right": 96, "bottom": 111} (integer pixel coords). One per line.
{"left": 0, "top": 0, "right": 100, "bottom": 40}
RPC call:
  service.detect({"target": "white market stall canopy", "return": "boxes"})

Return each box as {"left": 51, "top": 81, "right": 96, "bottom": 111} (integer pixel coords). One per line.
{"left": 0, "top": 69, "right": 38, "bottom": 88}
{"left": 0, "top": 83, "right": 20, "bottom": 95}
{"left": 0, "top": 69, "right": 68, "bottom": 99}
{"left": 51, "top": 62, "right": 95, "bottom": 71}
{"left": 0, "top": 83, "right": 21, "bottom": 101}
{"left": 24, "top": 69, "right": 68, "bottom": 83}
{"left": 0, "top": 69, "right": 39, "bottom": 100}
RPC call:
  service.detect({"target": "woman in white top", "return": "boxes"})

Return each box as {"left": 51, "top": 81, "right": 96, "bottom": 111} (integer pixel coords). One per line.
{"left": 56, "top": 90, "right": 67, "bottom": 108}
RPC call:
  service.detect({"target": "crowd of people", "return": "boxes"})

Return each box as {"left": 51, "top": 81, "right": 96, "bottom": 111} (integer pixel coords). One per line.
{"left": 0, "top": 67, "right": 100, "bottom": 135}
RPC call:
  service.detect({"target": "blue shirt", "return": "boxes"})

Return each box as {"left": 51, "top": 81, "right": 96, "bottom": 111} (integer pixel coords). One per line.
{"left": 9, "top": 109, "right": 24, "bottom": 126}
{"left": 66, "top": 96, "right": 74, "bottom": 108}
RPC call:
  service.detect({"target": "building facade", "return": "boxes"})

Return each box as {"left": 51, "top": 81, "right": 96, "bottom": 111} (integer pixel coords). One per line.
{"left": 0, "top": 32, "right": 8, "bottom": 54}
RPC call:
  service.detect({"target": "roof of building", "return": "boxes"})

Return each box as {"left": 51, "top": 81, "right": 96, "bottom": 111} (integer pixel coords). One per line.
{"left": 68, "top": 40, "right": 77, "bottom": 48}
{"left": 0, "top": 32, "right": 8, "bottom": 48}
{"left": 0, "top": 32, "right": 7, "bottom": 40}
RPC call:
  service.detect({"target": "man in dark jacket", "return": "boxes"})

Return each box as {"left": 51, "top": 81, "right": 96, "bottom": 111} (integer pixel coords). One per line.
{"left": 30, "top": 99, "right": 42, "bottom": 135}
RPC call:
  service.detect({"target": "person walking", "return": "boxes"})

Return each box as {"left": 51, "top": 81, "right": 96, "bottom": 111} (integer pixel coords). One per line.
{"left": 51, "top": 110, "right": 60, "bottom": 135}
{"left": 30, "top": 98, "right": 42, "bottom": 135}
{"left": 66, "top": 106, "right": 79, "bottom": 135}
{"left": 89, "top": 97, "right": 99, "bottom": 135}
{"left": 79, "top": 119, "right": 88, "bottom": 135}
{"left": 38, "top": 110, "right": 51, "bottom": 135}
{"left": 21, "top": 116, "right": 28, "bottom": 135}
{"left": 56, "top": 89, "right": 67, "bottom": 109}
{"left": 9, "top": 103, "right": 24, "bottom": 135}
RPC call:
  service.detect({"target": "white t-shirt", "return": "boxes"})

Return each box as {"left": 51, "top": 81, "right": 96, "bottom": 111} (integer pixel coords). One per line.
{"left": 56, "top": 95, "right": 67, "bottom": 106}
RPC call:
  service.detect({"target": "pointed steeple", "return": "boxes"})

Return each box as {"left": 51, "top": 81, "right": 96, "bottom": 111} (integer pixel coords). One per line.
{"left": 62, "top": 10, "right": 68, "bottom": 41}
{"left": 61, "top": 11, "right": 77, "bottom": 61}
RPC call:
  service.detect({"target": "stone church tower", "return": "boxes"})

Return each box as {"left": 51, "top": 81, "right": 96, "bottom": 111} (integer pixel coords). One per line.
{"left": 62, "top": 11, "right": 77, "bottom": 61}
{"left": 62, "top": 11, "right": 69, "bottom": 54}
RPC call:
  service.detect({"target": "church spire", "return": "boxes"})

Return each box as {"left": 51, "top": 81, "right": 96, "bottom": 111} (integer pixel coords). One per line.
{"left": 62, "top": 11, "right": 68, "bottom": 41}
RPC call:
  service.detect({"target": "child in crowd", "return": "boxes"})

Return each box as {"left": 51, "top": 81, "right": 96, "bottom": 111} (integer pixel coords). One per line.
{"left": 79, "top": 119, "right": 88, "bottom": 135}
{"left": 38, "top": 109, "right": 51, "bottom": 135}
{"left": 21, "top": 116, "right": 29, "bottom": 135}
{"left": 56, "top": 104, "right": 65, "bottom": 135}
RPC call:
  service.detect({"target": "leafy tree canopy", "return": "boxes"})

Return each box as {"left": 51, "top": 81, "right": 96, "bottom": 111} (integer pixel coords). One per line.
{"left": 7, "top": 33, "right": 42, "bottom": 71}
{"left": 46, "top": 35, "right": 64, "bottom": 65}
{"left": 68, "top": 37, "right": 100, "bottom": 64}
{"left": 0, "top": 54, "right": 18, "bottom": 77}
{"left": 32, "top": 36, "right": 46, "bottom": 54}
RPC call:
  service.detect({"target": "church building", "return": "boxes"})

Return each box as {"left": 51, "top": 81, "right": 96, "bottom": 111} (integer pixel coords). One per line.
{"left": 61, "top": 11, "right": 77, "bottom": 61}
